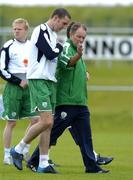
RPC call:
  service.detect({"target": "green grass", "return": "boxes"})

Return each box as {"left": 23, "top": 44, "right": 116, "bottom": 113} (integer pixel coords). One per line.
{"left": 0, "top": 116, "right": 132, "bottom": 180}
{"left": 86, "top": 61, "right": 133, "bottom": 85}
{"left": 0, "top": 61, "right": 133, "bottom": 179}
{"left": 1, "top": 5, "right": 133, "bottom": 27}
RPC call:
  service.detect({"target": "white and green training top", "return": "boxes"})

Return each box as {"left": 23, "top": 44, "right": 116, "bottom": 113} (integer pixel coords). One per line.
{"left": 27, "top": 23, "right": 63, "bottom": 82}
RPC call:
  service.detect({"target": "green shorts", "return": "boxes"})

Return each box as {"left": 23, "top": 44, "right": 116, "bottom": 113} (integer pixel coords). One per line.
{"left": 28, "top": 79, "right": 56, "bottom": 112}
{"left": 2, "top": 82, "right": 38, "bottom": 121}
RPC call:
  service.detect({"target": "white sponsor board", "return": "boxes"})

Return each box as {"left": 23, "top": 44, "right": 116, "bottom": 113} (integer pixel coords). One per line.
{"left": 84, "top": 35, "right": 133, "bottom": 60}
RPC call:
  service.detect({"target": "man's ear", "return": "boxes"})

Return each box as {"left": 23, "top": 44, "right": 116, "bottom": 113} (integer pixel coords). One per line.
{"left": 53, "top": 15, "right": 58, "bottom": 21}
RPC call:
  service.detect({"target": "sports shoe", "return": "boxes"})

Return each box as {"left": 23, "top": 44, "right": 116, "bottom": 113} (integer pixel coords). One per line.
{"left": 3, "top": 156, "right": 13, "bottom": 165}
{"left": 37, "top": 165, "right": 59, "bottom": 174}
{"left": 10, "top": 147, "right": 23, "bottom": 170}
{"left": 97, "top": 154, "right": 114, "bottom": 165}
{"left": 26, "top": 162, "right": 37, "bottom": 172}
{"left": 97, "top": 169, "right": 109, "bottom": 173}
{"left": 48, "top": 159, "right": 61, "bottom": 167}
{"left": 86, "top": 168, "right": 109, "bottom": 173}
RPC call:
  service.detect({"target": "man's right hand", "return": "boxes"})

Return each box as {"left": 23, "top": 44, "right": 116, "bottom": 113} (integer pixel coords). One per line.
{"left": 77, "top": 43, "right": 83, "bottom": 56}
{"left": 19, "top": 80, "right": 28, "bottom": 88}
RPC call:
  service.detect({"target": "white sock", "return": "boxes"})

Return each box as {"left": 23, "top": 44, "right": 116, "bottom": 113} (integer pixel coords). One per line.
{"left": 4, "top": 148, "right": 11, "bottom": 157}
{"left": 23, "top": 144, "right": 30, "bottom": 155}
{"left": 15, "top": 139, "right": 27, "bottom": 154}
{"left": 39, "top": 155, "right": 49, "bottom": 168}
{"left": 93, "top": 150, "right": 98, "bottom": 161}
{"left": 48, "top": 150, "right": 50, "bottom": 160}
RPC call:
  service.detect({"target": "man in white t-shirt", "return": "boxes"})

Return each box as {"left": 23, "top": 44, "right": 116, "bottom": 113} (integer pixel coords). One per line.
{"left": 0, "top": 18, "right": 39, "bottom": 165}
{"left": 10, "top": 8, "right": 71, "bottom": 174}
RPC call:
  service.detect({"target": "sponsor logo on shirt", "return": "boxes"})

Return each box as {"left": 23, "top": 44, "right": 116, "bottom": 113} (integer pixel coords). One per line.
{"left": 23, "top": 59, "right": 28, "bottom": 67}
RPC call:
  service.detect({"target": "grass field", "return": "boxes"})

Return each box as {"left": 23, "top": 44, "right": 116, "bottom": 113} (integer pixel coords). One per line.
{"left": 0, "top": 61, "right": 133, "bottom": 180}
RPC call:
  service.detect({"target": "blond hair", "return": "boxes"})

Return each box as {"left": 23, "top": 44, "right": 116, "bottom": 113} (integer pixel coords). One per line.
{"left": 12, "top": 18, "right": 29, "bottom": 30}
